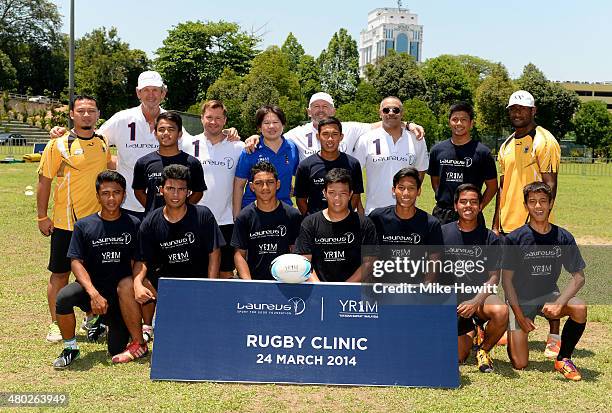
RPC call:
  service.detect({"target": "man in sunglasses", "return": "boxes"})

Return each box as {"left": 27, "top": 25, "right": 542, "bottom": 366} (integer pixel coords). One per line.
{"left": 353, "top": 96, "right": 429, "bottom": 215}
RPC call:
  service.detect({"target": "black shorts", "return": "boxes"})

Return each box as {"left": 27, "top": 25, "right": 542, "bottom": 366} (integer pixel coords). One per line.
{"left": 55, "top": 282, "right": 130, "bottom": 356}
{"left": 457, "top": 314, "right": 486, "bottom": 336}
{"left": 219, "top": 224, "right": 235, "bottom": 273}
{"left": 48, "top": 228, "right": 73, "bottom": 273}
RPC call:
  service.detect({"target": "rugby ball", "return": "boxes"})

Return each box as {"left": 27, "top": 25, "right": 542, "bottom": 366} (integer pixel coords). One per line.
{"left": 270, "top": 254, "right": 312, "bottom": 284}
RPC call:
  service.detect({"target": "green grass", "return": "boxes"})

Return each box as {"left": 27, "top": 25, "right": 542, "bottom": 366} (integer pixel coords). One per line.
{"left": 0, "top": 163, "right": 610, "bottom": 412}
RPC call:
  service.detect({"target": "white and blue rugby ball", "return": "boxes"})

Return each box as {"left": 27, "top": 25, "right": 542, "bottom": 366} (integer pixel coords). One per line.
{"left": 270, "top": 254, "right": 311, "bottom": 284}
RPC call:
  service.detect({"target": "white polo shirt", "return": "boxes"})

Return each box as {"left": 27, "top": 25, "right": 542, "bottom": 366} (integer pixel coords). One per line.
{"left": 285, "top": 121, "right": 372, "bottom": 162}
{"left": 184, "top": 134, "right": 245, "bottom": 226}
{"left": 353, "top": 128, "right": 428, "bottom": 215}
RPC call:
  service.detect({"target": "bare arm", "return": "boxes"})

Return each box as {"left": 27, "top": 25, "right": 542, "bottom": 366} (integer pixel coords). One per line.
{"left": 492, "top": 175, "right": 503, "bottom": 234}
{"left": 302, "top": 254, "right": 320, "bottom": 282}
{"left": 481, "top": 178, "right": 498, "bottom": 211}
{"left": 132, "top": 261, "right": 155, "bottom": 304}
{"left": 234, "top": 249, "right": 251, "bottom": 280}
{"left": 134, "top": 189, "right": 147, "bottom": 208}
{"left": 188, "top": 191, "right": 203, "bottom": 204}
{"left": 418, "top": 171, "right": 425, "bottom": 183}
{"left": 36, "top": 175, "right": 54, "bottom": 236}
{"left": 207, "top": 249, "right": 221, "bottom": 278}
{"left": 296, "top": 198, "right": 308, "bottom": 215}
{"left": 430, "top": 175, "right": 440, "bottom": 194}
{"left": 107, "top": 155, "right": 117, "bottom": 170}
{"left": 72, "top": 259, "right": 108, "bottom": 314}
{"left": 232, "top": 177, "right": 247, "bottom": 219}
{"left": 541, "top": 173, "right": 558, "bottom": 200}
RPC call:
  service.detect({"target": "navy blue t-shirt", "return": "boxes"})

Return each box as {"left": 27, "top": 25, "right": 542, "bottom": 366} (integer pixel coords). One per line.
{"left": 293, "top": 153, "right": 364, "bottom": 214}
{"left": 231, "top": 202, "right": 303, "bottom": 280}
{"left": 427, "top": 139, "right": 497, "bottom": 208}
{"left": 67, "top": 212, "right": 141, "bottom": 296}
{"left": 294, "top": 211, "right": 377, "bottom": 282}
{"left": 139, "top": 204, "right": 224, "bottom": 279}
{"left": 132, "top": 151, "right": 206, "bottom": 215}
{"left": 442, "top": 222, "right": 500, "bottom": 300}
{"left": 502, "top": 224, "right": 586, "bottom": 301}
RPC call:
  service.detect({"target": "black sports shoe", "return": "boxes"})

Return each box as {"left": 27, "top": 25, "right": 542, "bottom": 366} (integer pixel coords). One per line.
{"left": 53, "top": 348, "right": 80, "bottom": 369}
{"left": 87, "top": 317, "right": 107, "bottom": 342}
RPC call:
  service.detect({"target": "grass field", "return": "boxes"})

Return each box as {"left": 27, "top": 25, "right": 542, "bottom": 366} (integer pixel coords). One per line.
{"left": 0, "top": 163, "right": 610, "bottom": 412}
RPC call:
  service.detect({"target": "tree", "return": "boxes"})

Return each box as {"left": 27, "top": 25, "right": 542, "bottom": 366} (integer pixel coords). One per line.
{"left": 205, "top": 67, "right": 244, "bottom": 130}
{"left": 334, "top": 82, "right": 381, "bottom": 124}
{"left": 573, "top": 100, "right": 612, "bottom": 157}
{"left": 0, "top": 0, "right": 61, "bottom": 48}
{"left": 365, "top": 51, "right": 426, "bottom": 102}
{"left": 296, "top": 54, "right": 321, "bottom": 105}
{"left": 475, "top": 63, "right": 515, "bottom": 136}
{"left": 517, "top": 63, "right": 580, "bottom": 138}
{"left": 450, "top": 55, "right": 497, "bottom": 92}
{"left": 318, "top": 28, "right": 359, "bottom": 105}
{"left": 421, "top": 55, "right": 472, "bottom": 117}
{"left": 0, "top": 0, "right": 66, "bottom": 96}
{"left": 75, "top": 27, "right": 149, "bottom": 117}
{"left": 155, "top": 20, "right": 259, "bottom": 110}
{"left": 233, "top": 46, "right": 303, "bottom": 136}
{"left": 0, "top": 50, "right": 17, "bottom": 91}
{"left": 281, "top": 32, "right": 305, "bottom": 72}
{"left": 403, "top": 98, "right": 440, "bottom": 142}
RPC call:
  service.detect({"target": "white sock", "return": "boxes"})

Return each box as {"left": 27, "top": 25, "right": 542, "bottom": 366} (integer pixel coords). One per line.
{"left": 548, "top": 333, "right": 561, "bottom": 341}
{"left": 63, "top": 337, "right": 78, "bottom": 350}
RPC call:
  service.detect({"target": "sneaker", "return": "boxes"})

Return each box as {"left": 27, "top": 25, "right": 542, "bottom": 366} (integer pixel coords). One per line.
{"left": 142, "top": 325, "right": 153, "bottom": 343}
{"left": 80, "top": 315, "right": 98, "bottom": 333}
{"left": 87, "top": 317, "right": 107, "bottom": 342}
{"left": 544, "top": 335, "right": 561, "bottom": 359}
{"left": 111, "top": 341, "right": 148, "bottom": 364}
{"left": 46, "top": 322, "right": 62, "bottom": 343}
{"left": 476, "top": 348, "right": 494, "bottom": 373}
{"left": 52, "top": 348, "right": 80, "bottom": 369}
{"left": 554, "top": 358, "right": 582, "bottom": 381}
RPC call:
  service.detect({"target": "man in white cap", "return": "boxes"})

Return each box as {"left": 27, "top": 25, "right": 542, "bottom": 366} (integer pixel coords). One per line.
{"left": 245, "top": 92, "right": 425, "bottom": 163}
{"left": 493, "top": 90, "right": 561, "bottom": 356}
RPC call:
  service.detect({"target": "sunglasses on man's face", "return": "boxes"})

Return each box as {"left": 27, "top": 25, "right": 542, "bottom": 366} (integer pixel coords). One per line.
{"left": 382, "top": 107, "right": 401, "bottom": 114}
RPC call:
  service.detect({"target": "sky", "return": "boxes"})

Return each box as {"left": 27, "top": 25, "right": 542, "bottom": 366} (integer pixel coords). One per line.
{"left": 54, "top": 0, "right": 611, "bottom": 82}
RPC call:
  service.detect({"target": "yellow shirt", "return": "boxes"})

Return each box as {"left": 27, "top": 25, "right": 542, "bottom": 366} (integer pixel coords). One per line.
{"left": 38, "top": 132, "right": 110, "bottom": 231}
{"left": 498, "top": 126, "right": 560, "bottom": 233}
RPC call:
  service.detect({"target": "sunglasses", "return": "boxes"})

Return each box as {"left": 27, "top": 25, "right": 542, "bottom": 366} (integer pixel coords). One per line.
{"left": 382, "top": 107, "right": 401, "bottom": 114}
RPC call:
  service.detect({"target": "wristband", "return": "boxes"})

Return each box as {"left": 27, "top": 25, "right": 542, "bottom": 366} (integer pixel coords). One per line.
{"left": 37, "top": 216, "right": 49, "bottom": 221}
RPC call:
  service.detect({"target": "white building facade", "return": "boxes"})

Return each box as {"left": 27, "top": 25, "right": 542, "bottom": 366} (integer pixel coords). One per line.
{"left": 359, "top": 7, "right": 423, "bottom": 76}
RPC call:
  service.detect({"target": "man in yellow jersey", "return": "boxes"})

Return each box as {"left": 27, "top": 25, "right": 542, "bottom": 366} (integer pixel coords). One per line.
{"left": 37, "top": 95, "right": 112, "bottom": 342}
{"left": 492, "top": 90, "right": 561, "bottom": 357}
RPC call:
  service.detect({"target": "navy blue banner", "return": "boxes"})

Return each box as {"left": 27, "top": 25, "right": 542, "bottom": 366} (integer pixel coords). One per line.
{"left": 151, "top": 279, "right": 459, "bottom": 388}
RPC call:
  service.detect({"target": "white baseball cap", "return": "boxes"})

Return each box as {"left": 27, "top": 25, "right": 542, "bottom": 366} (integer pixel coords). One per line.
{"left": 506, "top": 90, "right": 535, "bottom": 108}
{"left": 137, "top": 71, "right": 164, "bottom": 90}
{"left": 309, "top": 92, "right": 334, "bottom": 107}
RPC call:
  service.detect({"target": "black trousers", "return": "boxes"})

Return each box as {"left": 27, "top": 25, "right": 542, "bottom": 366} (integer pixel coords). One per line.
{"left": 56, "top": 282, "right": 130, "bottom": 356}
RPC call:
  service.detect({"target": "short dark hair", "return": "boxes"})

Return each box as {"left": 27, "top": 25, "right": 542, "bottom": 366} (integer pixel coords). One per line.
{"left": 449, "top": 101, "right": 475, "bottom": 120}
{"left": 393, "top": 167, "right": 422, "bottom": 189}
{"left": 161, "top": 164, "right": 191, "bottom": 187}
{"left": 250, "top": 160, "right": 278, "bottom": 182}
{"left": 201, "top": 100, "right": 227, "bottom": 117}
{"left": 324, "top": 168, "right": 352, "bottom": 192}
{"left": 454, "top": 183, "right": 482, "bottom": 204}
{"left": 155, "top": 111, "right": 183, "bottom": 131}
{"left": 523, "top": 182, "right": 553, "bottom": 204}
{"left": 70, "top": 95, "right": 98, "bottom": 110}
{"left": 255, "top": 105, "right": 286, "bottom": 128}
{"left": 317, "top": 117, "right": 342, "bottom": 134}
{"left": 95, "top": 170, "right": 126, "bottom": 193}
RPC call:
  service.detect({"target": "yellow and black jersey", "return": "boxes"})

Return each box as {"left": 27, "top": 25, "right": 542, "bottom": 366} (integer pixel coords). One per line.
{"left": 38, "top": 132, "right": 110, "bottom": 231}
{"left": 498, "top": 126, "right": 560, "bottom": 233}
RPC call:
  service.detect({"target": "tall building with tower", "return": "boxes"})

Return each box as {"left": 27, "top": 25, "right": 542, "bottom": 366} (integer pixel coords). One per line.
{"left": 359, "top": 4, "right": 423, "bottom": 76}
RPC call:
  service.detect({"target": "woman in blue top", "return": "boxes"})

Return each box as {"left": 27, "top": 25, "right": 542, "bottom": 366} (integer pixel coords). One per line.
{"left": 232, "top": 105, "right": 299, "bottom": 218}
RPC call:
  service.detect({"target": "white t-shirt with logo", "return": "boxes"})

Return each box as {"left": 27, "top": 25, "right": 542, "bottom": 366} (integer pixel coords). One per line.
{"left": 99, "top": 106, "right": 191, "bottom": 212}
{"left": 184, "top": 134, "right": 244, "bottom": 225}
{"left": 353, "top": 128, "right": 429, "bottom": 215}
{"left": 285, "top": 121, "right": 372, "bottom": 162}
